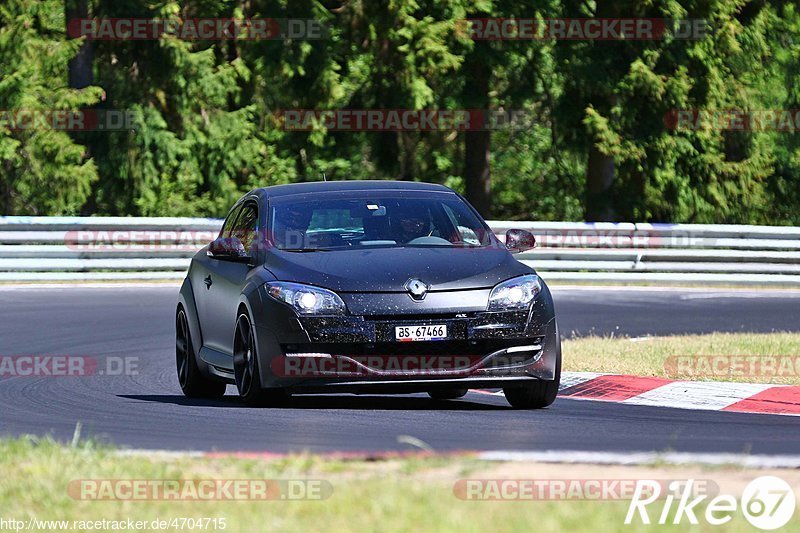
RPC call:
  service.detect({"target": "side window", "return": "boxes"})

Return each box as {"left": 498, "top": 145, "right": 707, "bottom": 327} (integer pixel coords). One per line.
{"left": 220, "top": 204, "right": 243, "bottom": 239}
{"left": 232, "top": 202, "right": 258, "bottom": 251}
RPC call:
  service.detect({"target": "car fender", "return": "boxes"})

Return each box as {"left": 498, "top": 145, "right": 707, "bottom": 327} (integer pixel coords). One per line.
{"left": 237, "top": 276, "right": 277, "bottom": 389}
{"left": 177, "top": 276, "right": 211, "bottom": 374}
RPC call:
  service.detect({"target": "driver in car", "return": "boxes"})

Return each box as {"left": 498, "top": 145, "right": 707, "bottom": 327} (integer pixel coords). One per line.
{"left": 393, "top": 207, "right": 432, "bottom": 244}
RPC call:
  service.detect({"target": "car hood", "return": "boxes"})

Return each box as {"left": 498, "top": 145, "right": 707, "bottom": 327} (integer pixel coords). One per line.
{"left": 263, "top": 246, "right": 532, "bottom": 293}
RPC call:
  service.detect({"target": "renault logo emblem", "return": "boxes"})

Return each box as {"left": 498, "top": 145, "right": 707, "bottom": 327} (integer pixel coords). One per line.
{"left": 404, "top": 278, "right": 429, "bottom": 301}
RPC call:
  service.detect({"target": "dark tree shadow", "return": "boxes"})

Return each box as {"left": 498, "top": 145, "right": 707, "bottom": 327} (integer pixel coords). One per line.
{"left": 117, "top": 392, "right": 510, "bottom": 410}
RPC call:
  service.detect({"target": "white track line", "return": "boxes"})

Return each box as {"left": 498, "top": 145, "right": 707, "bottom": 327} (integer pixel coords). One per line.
{"left": 478, "top": 450, "right": 800, "bottom": 469}
{"left": 113, "top": 448, "right": 800, "bottom": 469}
{"left": 679, "top": 292, "right": 800, "bottom": 299}
{"left": 550, "top": 285, "right": 800, "bottom": 294}
{"left": 115, "top": 449, "right": 205, "bottom": 459}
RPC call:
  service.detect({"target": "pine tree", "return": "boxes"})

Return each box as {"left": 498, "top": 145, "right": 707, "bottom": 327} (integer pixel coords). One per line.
{"left": 0, "top": 0, "right": 103, "bottom": 214}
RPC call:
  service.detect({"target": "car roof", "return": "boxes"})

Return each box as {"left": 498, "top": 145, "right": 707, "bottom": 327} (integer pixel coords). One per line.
{"left": 248, "top": 180, "right": 453, "bottom": 199}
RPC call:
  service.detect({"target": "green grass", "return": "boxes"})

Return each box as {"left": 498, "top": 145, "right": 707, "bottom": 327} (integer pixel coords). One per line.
{"left": 1, "top": 436, "right": 795, "bottom": 533}
{"left": 564, "top": 332, "right": 800, "bottom": 385}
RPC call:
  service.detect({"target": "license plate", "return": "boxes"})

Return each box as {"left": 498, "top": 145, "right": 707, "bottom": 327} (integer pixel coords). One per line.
{"left": 395, "top": 324, "right": 447, "bottom": 342}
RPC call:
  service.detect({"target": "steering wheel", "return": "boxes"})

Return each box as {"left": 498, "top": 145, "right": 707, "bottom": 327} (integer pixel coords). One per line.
{"left": 407, "top": 236, "right": 452, "bottom": 246}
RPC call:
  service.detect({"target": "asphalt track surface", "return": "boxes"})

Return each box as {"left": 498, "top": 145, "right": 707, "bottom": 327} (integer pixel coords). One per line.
{"left": 1, "top": 285, "right": 799, "bottom": 454}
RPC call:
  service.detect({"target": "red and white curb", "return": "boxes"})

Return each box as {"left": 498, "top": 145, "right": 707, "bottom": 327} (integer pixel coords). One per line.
{"left": 477, "top": 372, "right": 800, "bottom": 416}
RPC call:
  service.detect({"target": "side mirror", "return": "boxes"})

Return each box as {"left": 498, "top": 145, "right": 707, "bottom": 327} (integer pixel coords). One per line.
{"left": 505, "top": 229, "right": 536, "bottom": 253}
{"left": 208, "top": 236, "right": 251, "bottom": 262}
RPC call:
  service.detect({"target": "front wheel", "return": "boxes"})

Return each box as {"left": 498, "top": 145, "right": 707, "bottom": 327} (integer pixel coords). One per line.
{"left": 503, "top": 328, "right": 562, "bottom": 409}
{"left": 176, "top": 307, "right": 226, "bottom": 399}
{"left": 233, "top": 311, "right": 288, "bottom": 407}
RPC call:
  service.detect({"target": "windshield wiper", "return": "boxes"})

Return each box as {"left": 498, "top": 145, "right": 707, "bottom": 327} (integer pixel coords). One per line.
{"left": 280, "top": 248, "right": 333, "bottom": 253}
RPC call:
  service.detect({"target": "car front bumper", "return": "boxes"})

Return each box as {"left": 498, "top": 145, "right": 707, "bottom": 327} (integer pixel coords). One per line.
{"left": 251, "top": 282, "right": 559, "bottom": 392}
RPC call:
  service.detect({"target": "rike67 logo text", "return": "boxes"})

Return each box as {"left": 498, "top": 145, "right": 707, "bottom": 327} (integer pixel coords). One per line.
{"left": 626, "top": 476, "right": 796, "bottom": 530}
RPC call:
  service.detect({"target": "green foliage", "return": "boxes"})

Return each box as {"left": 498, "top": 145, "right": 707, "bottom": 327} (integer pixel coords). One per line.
{"left": 0, "top": 0, "right": 103, "bottom": 214}
{"left": 556, "top": 0, "right": 800, "bottom": 223}
{"left": 0, "top": 0, "right": 799, "bottom": 223}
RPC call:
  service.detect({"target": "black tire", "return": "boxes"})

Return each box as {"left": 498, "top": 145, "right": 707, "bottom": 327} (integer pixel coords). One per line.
{"left": 503, "top": 328, "right": 562, "bottom": 409}
{"left": 176, "top": 307, "right": 227, "bottom": 399}
{"left": 428, "top": 389, "right": 468, "bottom": 400}
{"left": 233, "top": 311, "right": 289, "bottom": 407}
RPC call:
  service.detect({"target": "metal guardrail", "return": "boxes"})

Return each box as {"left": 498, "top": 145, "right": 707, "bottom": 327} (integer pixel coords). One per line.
{"left": 0, "top": 217, "right": 799, "bottom": 284}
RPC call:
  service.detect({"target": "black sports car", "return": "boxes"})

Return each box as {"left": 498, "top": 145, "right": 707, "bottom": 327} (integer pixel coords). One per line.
{"left": 177, "top": 180, "right": 561, "bottom": 408}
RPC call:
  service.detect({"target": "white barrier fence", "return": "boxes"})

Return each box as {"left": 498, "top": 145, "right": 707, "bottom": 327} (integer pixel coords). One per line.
{"left": 1, "top": 216, "right": 799, "bottom": 284}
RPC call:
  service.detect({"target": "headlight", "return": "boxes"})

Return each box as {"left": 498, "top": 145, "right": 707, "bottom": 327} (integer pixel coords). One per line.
{"left": 266, "top": 282, "right": 347, "bottom": 315}
{"left": 487, "top": 274, "right": 541, "bottom": 311}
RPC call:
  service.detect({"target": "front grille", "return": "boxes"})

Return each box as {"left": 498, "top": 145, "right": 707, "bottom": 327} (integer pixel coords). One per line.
{"left": 298, "top": 310, "right": 531, "bottom": 343}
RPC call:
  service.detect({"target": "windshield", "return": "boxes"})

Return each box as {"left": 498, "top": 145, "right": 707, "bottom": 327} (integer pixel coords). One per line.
{"left": 268, "top": 191, "right": 494, "bottom": 251}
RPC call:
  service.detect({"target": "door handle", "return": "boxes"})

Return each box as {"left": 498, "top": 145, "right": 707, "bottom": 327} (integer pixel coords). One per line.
{"left": 204, "top": 275, "right": 213, "bottom": 289}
